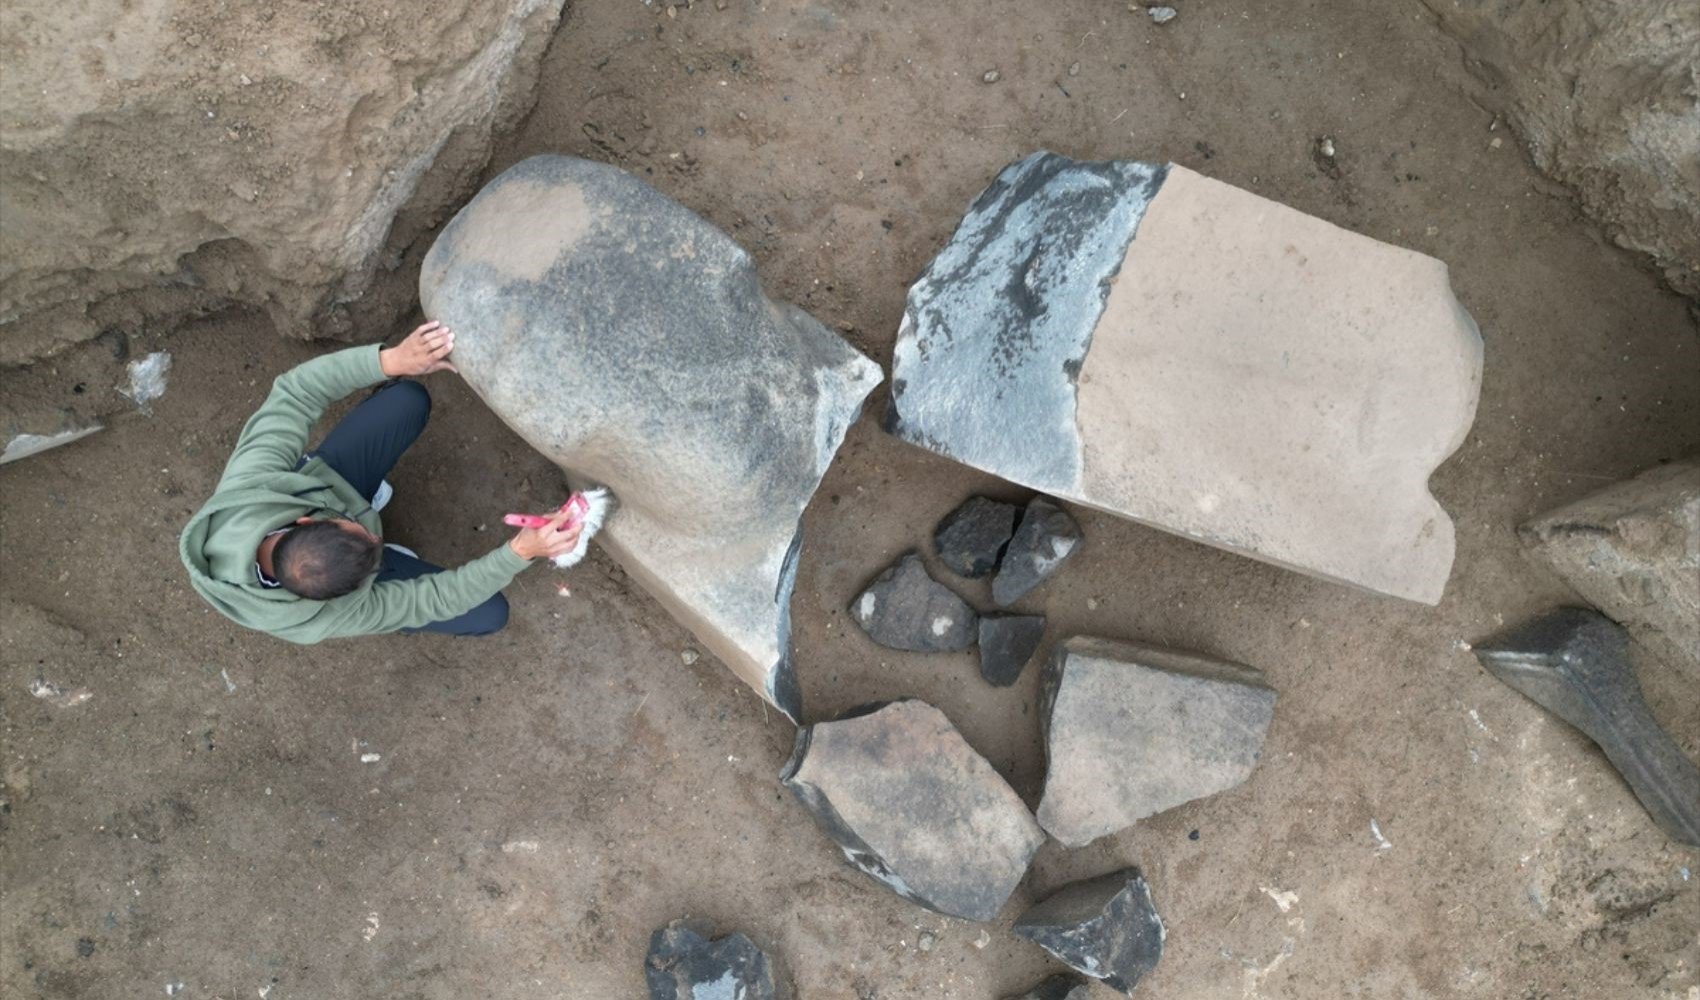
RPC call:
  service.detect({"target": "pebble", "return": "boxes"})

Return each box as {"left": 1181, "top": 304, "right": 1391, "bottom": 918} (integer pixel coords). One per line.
{"left": 1068, "top": 62, "right": 1080, "bottom": 77}
{"left": 983, "top": 69, "right": 1001, "bottom": 84}
{"left": 1148, "top": 6, "right": 1178, "bottom": 24}
{"left": 918, "top": 930, "right": 936, "bottom": 952}
{"left": 681, "top": 648, "right": 700, "bottom": 665}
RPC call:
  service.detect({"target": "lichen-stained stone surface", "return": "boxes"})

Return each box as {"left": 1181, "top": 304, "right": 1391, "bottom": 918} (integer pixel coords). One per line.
{"left": 886, "top": 152, "right": 1484, "bottom": 605}
{"left": 420, "top": 155, "right": 882, "bottom": 722}
{"left": 1519, "top": 459, "right": 1700, "bottom": 679}
{"left": 780, "top": 700, "right": 1046, "bottom": 921}
{"left": 1037, "top": 636, "right": 1276, "bottom": 848}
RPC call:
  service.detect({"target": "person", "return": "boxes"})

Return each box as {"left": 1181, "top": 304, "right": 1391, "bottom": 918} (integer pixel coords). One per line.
{"left": 179, "top": 321, "right": 581, "bottom": 642}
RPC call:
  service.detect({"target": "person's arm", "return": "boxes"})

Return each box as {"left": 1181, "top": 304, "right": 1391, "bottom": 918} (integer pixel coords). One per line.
{"left": 320, "top": 543, "right": 534, "bottom": 636}
{"left": 216, "top": 323, "right": 458, "bottom": 488}
{"left": 285, "top": 509, "right": 585, "bottom": 641}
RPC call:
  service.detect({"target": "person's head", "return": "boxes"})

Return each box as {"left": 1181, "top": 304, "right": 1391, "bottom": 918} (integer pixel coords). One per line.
{"left": 273, "top": 518, "right": 381, "bottom": 600}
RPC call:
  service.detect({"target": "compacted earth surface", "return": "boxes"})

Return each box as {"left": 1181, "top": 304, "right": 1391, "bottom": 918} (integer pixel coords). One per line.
{"left": 3, "top": 2, "right": 1697, "bottom": 998}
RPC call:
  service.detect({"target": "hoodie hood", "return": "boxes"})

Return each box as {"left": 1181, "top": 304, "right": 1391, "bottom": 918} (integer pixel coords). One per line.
{"left": 179, "top": 460, "right": 380, "bottom": 634}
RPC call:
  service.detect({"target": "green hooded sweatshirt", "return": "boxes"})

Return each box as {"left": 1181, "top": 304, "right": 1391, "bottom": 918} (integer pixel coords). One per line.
{"left": 179, "top": 345, "right": 531, "bottom": 642}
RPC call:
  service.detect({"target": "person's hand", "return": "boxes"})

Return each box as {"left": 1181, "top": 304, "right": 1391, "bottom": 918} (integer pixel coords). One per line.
{"left": 508, "top": 508, "right": 585, "bottom": 562}
{"left": 379, "top": 320, "right": 458, "bottom": 377}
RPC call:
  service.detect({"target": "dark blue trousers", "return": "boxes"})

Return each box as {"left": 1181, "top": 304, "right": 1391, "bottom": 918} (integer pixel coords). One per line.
{"left": 311, "top": 380, "right": 509, "bottom": 636}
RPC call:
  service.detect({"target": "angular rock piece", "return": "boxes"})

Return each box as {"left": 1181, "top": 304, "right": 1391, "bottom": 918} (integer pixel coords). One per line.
{"left": 979, "top": 614, "right": 1046, "bottom": 687}
{"left": 1519, "top": 459, "right": 1700, "bottom": 678}
{"left": 422, "top": 156, "right": 881, "bottom": 722}
{"left": 781, "top": 700, "right": 1045, "bottom": 921}
{"left": 645, "top": 920, "right": 778, "bottom": 1000}
{"left": 1012, "top": 869, "right": 1165, "bottom": 995}
{"left": 993, "top": 497, "right": 1082, "bottom": 605}
{"left": 886, "top": 151, "right": 1482, "bottom": 605}
{"left": 1001, "top": 976, "right": 1090, "bottom": 1000}
{"left": 934, "top": 496, "right": 1020, "bottom": 578}
{"left": 1474, "top": 608, "right": 1700, "bottom": 847}
{"left": 1038, "top": 637, "right": 1276, "bottom": 847}
{"left": 851, "top": 553, "right": 977, "bottom": 652}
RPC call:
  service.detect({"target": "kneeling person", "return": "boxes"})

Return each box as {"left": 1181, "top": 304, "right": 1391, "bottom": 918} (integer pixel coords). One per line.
{"left": 180, "top": 321, "right": 579, "bottom": 641}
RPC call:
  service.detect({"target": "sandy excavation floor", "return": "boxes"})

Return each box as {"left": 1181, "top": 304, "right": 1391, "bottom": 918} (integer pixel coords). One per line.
{"left": 4, "top": 1, "right": 1699, "bottom": 998}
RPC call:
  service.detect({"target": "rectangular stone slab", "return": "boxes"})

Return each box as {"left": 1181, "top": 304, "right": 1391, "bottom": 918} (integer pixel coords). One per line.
{"left": 886, "top": 152, "right": 1484, "bottom": 604}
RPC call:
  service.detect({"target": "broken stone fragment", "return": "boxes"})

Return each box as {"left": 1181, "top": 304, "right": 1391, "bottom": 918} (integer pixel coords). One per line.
{"left": 1012, "top": 868, "right": 1165, "bottom": 995}
{"left": 934, "top": 496, "right": 1020, "bottom": 578}
{"left": 1001, "top": 976, "right": 1091, "bottom": 1000}
{"left": 979, "top": 614, "right": 1046, "bottom": 687}
{"left": 1037, "top": 636, "right": 1276, "bottom": 847}
{"left": 886, "top": 151, "right": 1482, "bottom": 605}
{"left": 644, "top": 919, "right": 778, "bottom": 1000}
{"left": 1474, "top": 608, "right": 1700, "bottom": 847}
{"left": 422, "top": 155, "right": 881, "bottom": 723}
{"left": 993, "top": 496, "right": 1082, "bottom": 605}
{"left": 781, "top": 699, "right": 1045, "bottom": 921}
{"left": 850, "top": 552, "right": 978, "bottom": 652}
{"left": 1519, "top": 459, "right": 1699, "bottom": 679}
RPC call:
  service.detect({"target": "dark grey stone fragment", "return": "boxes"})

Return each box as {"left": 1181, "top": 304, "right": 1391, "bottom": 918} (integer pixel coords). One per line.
{"left": 851, "top": 552, "right": 978, "bottom": 652}
{"left": 934, "top": 496, "right": 1020, "bottom": 578}
{"left": 1001, "top": 976, "right": 1090, "bottom": 1000}
{"left": 781, "top": 700, "right": 1046, "bottom": 921}
{"left": 979, "top": 614, "right": 1045, "bottom": 687}
{"left": 993, "top": 497, "right": 1082, "bottom": 605}
{"left": 1013, "top": 869, "right": 1165, "bottom": 995}
{"left": 645, "top": 920, "right": 777, "bottom": 1000}
{"left": 1474, "top": 608, "right": 1700, "bottom": 847}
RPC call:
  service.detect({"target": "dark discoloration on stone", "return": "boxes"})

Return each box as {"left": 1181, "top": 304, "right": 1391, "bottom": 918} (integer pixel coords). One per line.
{"left": 993, "top": 497, "right": 1082, "bottom": 606}
{"left": 780, "top": 700, "right": 1046, "bottom": 921}
{"left": 850, "top": 552, "right": 978, "bottom": 652}
{"left": 1001, "top": 976, "right": 1091, "bottom": 1000}
{"left": 645, "top": 920, "right": 778, "bottom": 1000}
{"left": 979, "top": 613, "right": 1045, "bottom": 687}
{"left": 886, "top": 152, "right": 1168, "bottom": 494}
{"left": 1012, "top": 869, "right": 1165, "bottom": 995}
{"left": 1037, "top": 637, "right": 1276, "bottom": 847}
{"left": 1519, "top": 459, "right": 1700, "bottom": 678}
{"left": 421, "top": 155, "right": 881, "bottom": 722}
{"left": 1474, "top": 608, "right": 1700, "bottom": 847}
{"left": 934, "top": 496, "right": 1020, "bottom": 579}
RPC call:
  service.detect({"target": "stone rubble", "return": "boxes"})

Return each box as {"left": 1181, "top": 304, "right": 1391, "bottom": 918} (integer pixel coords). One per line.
{"left": 781, "top": 700, "right": 1046, "bottom": 921}
{"left": 1001, "top": 975, "right": 1091, "bottom": 1000}
{"left": 934, "top": 496, "right": 1020, "bottom": 579}
{"left": 1012, "top": 868, "right": 1165, "bottom": 995}
{"left": 850, "top": 552, "right": 978, "bottom": 652}
{"left": 992, "top": 497, "right": 1082, "bottom": 606}
{"left": 978, "top": 614, "right": 1046, "bottom": 687}
{"left": 1037, "top": 636, "right": 1276, "bottom": 847}
{"left": 644, "top": 919, "right": 779, "bottom": 1000}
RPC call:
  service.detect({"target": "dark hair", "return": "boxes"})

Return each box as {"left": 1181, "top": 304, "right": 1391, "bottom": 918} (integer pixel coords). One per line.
{"left": 274, "top": 520, "right": 382, "bottom": 600}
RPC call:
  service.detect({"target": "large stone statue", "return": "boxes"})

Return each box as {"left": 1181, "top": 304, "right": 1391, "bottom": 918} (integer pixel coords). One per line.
{"left": 887, "top": 152, "right": 1484, "bottom": 605}
{"left": 421, "top": 155, "right": 881, "bottom": 721}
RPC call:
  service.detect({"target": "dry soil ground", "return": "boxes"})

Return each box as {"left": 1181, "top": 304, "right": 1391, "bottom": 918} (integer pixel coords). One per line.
{"left": 3, "top": 2, "right": 1698, "bottom": 998}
